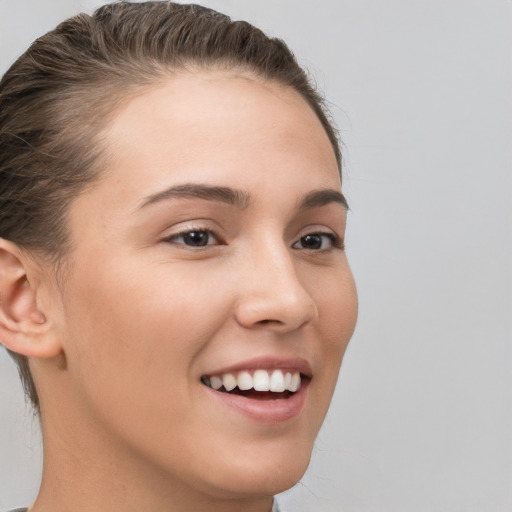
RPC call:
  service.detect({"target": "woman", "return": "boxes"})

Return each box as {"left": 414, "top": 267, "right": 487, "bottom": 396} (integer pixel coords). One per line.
{"left": 0, "top": 2, "right": 357, "bottom": 511}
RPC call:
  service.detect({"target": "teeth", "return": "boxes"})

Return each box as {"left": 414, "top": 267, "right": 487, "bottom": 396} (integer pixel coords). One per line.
{"left": 203, "top": 369, "right": 303, "bottom": 393}
{"left": 290, "top": 372, "right": 301, "bottom": 392}
{"left": 253, "top": 369, "right": 270, "bottom": 391}
{"left": 210, "top": 376, "right": 223, "bottom": 390}
{"left": 237, "top": 371, "right": 253, "bottom": 391}
{"left": 222, "top": 373, "right": 237, "bottom": 392}
{"left": 269, "top": 369, "right": 286, "bottom": 392}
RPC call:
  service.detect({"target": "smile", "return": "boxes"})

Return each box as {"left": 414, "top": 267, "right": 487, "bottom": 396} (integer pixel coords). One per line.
{"left": 201, "top": 369, "right": 303, "bottom": 396}
{"left": 200, "top": 358, "right": 312, "bottom": 422}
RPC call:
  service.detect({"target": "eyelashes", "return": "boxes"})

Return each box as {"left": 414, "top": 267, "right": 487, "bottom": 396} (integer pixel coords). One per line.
{"left": 163, "top": 227, "right": 344, "bottom": 252}
{"left": 292, "top": 232, "right": 344, "bottom": 251}
{"left": 164, "top": 229, "right": 221, "bottom": 248}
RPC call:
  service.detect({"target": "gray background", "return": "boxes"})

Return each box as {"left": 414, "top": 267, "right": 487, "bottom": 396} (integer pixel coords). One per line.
{"left": 1, "top": 1, "right": 511, "bottom": 511}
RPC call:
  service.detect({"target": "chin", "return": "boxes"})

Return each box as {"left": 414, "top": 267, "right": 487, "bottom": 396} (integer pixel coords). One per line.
{"left": 197, "top": 436, "right": 314, "bottom": 498}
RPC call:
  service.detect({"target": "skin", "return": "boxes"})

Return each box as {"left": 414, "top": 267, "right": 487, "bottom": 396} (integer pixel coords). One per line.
{"left": 2, "top": 71, "right": 357, "bottom": 512}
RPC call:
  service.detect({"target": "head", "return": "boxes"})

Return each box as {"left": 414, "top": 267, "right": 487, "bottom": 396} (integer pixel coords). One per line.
{"left": 0, "top": 1, "right": 356, "bottom": 504}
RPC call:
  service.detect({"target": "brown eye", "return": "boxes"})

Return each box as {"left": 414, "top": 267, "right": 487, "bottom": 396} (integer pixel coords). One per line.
{"left": 182, "top": 231, "right": 210, "bottom": 246}
{"left": 293, "top": 232, "right": 340, "bottom": 251}
{"left": 166, "top": 229, "right": 218, "bottom": 247}
{"left": 300, "top": 234, "right": 323, "bottom": 250}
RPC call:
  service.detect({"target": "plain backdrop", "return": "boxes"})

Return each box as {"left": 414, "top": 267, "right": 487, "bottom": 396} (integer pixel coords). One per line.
{"left": 1, "top": 1, "right": 511, "bottom": 511}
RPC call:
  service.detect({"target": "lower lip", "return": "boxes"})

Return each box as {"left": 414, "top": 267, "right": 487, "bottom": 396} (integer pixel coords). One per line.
{"left": 203, "top": 380, "right": 309, "bottom": 424}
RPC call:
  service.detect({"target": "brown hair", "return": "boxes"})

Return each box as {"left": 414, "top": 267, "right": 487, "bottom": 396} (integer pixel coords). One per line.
{"left": 0, "top": 1, "right": 342, "bottom": 412}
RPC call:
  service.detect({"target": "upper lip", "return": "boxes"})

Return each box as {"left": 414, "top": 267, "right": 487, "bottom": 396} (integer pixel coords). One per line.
{"left": 202, "top": 356, "right": 313, "bottom": 378}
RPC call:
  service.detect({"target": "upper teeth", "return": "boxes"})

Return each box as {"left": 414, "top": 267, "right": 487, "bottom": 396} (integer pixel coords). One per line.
{"left": 205, "top": 369, "right": 302, "bottom": 393}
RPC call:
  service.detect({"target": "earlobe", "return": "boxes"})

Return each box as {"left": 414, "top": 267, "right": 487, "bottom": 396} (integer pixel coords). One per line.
{"left": 0, "top": 238, "right": 61, "bottom": 359}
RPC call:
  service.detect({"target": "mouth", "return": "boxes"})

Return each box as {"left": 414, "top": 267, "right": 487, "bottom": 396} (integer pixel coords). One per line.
{"left": 201, "top": 369, "right": 307, "bottom": 400}
{"left": 199, "top": 358, "right": 312, "bottom": 423}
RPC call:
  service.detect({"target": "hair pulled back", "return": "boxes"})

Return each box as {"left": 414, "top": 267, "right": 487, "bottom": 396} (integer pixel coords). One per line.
{"left": 0, "top": 1, "right": 341, "bottom": 412}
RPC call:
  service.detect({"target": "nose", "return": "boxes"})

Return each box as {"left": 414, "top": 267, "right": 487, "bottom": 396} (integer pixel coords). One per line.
{"left": 234, "top": 243, "right": 318, "bottom": 333}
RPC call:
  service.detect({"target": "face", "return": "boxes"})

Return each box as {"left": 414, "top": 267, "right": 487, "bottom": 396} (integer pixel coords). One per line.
{"left": 48, "top": 72, "right": 357, "bottom": 499}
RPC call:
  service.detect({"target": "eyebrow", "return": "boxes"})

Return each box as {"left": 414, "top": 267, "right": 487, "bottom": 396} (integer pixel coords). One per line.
{"left": 139, "top": 183, "right": 252, "bottom": 210}
{"left": 298, "top": 189, "right": 349, "bottom": 211}
{"left": 139, "top": 183, "right": 348, "bottom": 212}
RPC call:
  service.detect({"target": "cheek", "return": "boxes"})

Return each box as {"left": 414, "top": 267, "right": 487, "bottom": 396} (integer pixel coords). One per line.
{"left": 59, "top": 259, "right": 230, "bottom": 421}
{"left": 311, "top": 266, "right": 358, "bottom": 399}
{"left": 313, "top": 262, "right": 358, "bottom": 343}
{"left": 327, "top": 272, "right": 358, "bottom": 353}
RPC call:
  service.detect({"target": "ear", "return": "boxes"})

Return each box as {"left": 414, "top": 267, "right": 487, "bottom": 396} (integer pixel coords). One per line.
{"left": 0, "top": 238, "right": 62, "bottom": 359}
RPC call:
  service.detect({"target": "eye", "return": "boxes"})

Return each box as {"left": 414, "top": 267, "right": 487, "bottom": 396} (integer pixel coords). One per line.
{"left": 293, "top": 232, "right": 342, "bottom": 251}
{"left": 164, "top": 229, "right": 219, "bottom": 247}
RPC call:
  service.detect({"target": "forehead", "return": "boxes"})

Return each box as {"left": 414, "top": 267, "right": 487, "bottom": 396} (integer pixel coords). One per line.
{"left": 105, "top": 71, "right": 334, "bottom": 164}
{"left": 71, "top": 71, "right": 341, "bottom": 228}
{"left": 107, "top": 70, "right": 323, "bottom": 138}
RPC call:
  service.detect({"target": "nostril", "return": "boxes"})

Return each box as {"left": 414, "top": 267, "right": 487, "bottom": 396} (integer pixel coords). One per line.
{"left": 256, "top": 318, "right": 288, "bottom": 327}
